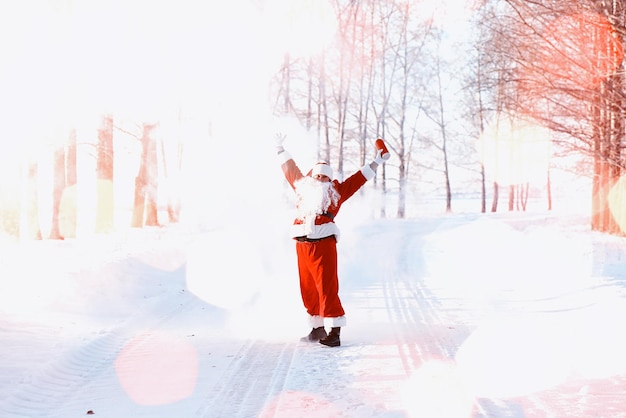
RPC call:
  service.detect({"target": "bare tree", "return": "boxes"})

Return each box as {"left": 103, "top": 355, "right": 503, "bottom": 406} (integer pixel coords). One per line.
{"left": 131, "top": 123, "right": 160, "bottom": 228}
{"left": 361, "top": 0, "right": 433, "bottom": 217}
{"left": 161, "top": 113, "right": 184, "bottom": 224}
{"left": 461, "top": 2, "right": 505, "bottom": 213}
{"left": 96, "top": 114, "right": 115, "bottom": 233}
{"left": 422, "top": 40, "right": 455, "bottom": 213}
{"left": 497, "top": 0, "right": 626, "bottom": 233}
{"left": 20, "top": 161, "right": 42, "bottom": 240}
{"left": 49, "top": 129, "right": 77, "bottom": 239}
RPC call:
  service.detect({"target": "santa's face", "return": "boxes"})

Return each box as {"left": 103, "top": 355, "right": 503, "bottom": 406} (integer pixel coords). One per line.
{"left": 313, "top": 174, "right": 331, "bottom": 183}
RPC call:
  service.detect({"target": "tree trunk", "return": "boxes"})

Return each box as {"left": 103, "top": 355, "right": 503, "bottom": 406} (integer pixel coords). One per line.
{"left": 444, "top": 165, "right": 452, "bottom": 213}
{"left": 161, "top": 132, "right": 182, "bottom": 224}
{"left": 491, "top": 181, "right": 499, "bottom": 212}
{"left": 20, "top": 162, "right": 42, "bottom": 240}
{"left": 132, "top": 123, "right": 159, "bottom": 227}
{"left": 65, "top": 129, "right": 77, "bottom": 238}
{"left": 145, "top": 124, "right": 159, "bottom": 226}
{"left": 546, "top": 168, "right": 552, "bottom": 211}
{"left": 480, "top": 163, "right": 487, "bottom": 213}
{"left": 96, "top": 114, "right": 115, "bottom": 233}
{"left": 521, "top": 182, "right": 529, "bottom": 211}
{"left": 49, "top": 146, "right": 66, "bottom": 239}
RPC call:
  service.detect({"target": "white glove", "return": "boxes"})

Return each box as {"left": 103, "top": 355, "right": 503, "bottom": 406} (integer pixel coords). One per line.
{"left": 373, "top": 149, "right": 389, "bottom": 164}
{"left": 275, "top": 133, "right": 286, "bottom": 154}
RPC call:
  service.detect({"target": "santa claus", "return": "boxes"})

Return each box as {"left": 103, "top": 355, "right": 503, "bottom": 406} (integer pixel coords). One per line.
{"left": 276, "top": 134, "right": 390, "bottom": 347}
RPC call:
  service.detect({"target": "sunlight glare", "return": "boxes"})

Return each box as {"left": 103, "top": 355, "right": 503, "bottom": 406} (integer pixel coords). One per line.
{"left": 478, "top": 114, "right": 551, "bottom": 186}
{"left": 607, "top": 175, "right": 626, "bottom": 235}
{"left": 263, "top": 0, "right": 337, "bottom": 58}
{"left": 455, "top": 316, "right": 571, "bottom": 398}
{"left": 401, "top": 360, "right": 474, "bottom": 418}
{"left": 422, "top": 218, "right": 593, "bottom": 303}
{"left": 418, "top": 0, "right": 478, "bottom": 29}
{"left": 185, "top": 228, "right": 265, "bottom": 310}
{"left": 0, "top": 245, "right": 77, "bottom": 313}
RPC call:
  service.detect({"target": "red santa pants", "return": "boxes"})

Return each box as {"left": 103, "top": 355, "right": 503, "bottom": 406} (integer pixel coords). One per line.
{"left": 295, "top": 237, "right": 345, "bottom": 319}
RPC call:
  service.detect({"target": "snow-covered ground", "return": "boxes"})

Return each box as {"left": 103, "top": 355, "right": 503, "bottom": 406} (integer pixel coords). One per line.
{"left": 1, "top": 207, "right": 626, "bottom": 417}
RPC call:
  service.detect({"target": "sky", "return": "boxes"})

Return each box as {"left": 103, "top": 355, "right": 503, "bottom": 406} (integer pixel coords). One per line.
{"left": 1, "top": 204, "right": 626, "bottom": 417}
{"left": 0, "top": 0, "right": 477, "bottom": 146}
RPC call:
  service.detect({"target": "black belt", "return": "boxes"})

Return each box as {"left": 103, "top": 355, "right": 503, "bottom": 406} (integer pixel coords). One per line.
{"left": 294, "top": 235, "right": 333, "bottom": 243}
{"left": 320, "top": 212, "right": 335, "bottom": 220}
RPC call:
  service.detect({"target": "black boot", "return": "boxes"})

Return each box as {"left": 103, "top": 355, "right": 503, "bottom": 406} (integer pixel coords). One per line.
{"left": 319, "top": 327, "right": 341, "bottom": 347}
{"left": 300, "top": 326, "right": 327, "bottom": 342}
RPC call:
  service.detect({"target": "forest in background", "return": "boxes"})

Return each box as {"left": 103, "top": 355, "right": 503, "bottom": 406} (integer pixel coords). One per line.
{"left": 2, "top": 0, "right": 626, "bottom": 240}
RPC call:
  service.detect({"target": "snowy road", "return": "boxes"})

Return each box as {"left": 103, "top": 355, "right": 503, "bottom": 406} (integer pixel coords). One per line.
{"left": 1, "top": 213, "right": 626, "bottom": 417}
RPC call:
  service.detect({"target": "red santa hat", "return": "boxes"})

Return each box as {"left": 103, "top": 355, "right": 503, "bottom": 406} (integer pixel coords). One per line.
{"left": 310, "top": 161, "right": 333, "bottom": 179}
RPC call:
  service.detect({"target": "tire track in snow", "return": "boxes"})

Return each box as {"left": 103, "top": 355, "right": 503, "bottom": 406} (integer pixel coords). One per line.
{"left": 0, "top": 289, "right": 199, "bottom": 418}
{"left": 378, "top": 220, "right": 471, "bottom": 374}
{"left": 0, "top": 330, "right": 128, "bottom": 417}
{"left": 363, "top": 220, "right": 480, "bottom": 417}
{"left": 194, "top": 340, "right": 296, "bottom": 418}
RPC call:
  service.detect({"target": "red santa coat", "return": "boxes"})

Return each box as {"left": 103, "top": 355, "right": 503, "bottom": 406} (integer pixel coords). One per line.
{"left": 278, "top": 151, "right": 376, "bottom": 326}
{"left": 279, "top": 152, "right": 375, "bottom": 241}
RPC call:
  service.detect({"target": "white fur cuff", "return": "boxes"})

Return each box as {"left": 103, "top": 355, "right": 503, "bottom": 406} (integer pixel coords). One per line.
{"left": 324, "top": 316, "right": 347, "bottom": 328}
{"left": 308, "top": 315, "right": 324, "bottom": 328}
{"left": 361, "top": 164, "right": 375, "bottom": 180}
{"left": 278, "top": 150, "right": 293, "bottom": 164}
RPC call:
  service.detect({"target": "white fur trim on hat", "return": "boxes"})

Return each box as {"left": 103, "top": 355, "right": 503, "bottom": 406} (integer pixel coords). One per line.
{"left": 311, "top": 162, "right": 333, "bottom": 179}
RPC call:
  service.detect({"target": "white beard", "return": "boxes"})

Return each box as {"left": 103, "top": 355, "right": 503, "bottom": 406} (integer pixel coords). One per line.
{"left": 294, "top": 177, "right": 340, "bottom": 232}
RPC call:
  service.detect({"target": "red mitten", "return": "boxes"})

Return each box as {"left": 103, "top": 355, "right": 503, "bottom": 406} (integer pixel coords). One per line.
{"left": 375, "top": 138, "right": 391, "bottom": 161}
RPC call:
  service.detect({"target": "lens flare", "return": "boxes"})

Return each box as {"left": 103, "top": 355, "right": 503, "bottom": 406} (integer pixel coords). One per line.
{"left": 478, "top": 114, "right": 551, "bottom": 186}
{"left": 114, "top": 332, "right": 199, "bottom": 406}
{"left": 607, "top": 175, "right": 626, "bottom": 234}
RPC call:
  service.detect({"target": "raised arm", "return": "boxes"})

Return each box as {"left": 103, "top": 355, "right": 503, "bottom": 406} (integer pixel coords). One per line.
{"left": 275, "top": 132, "right": 286, "bottom": 155}
{"left": 275, "top": 133, "right": 304, "bottom": 189}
